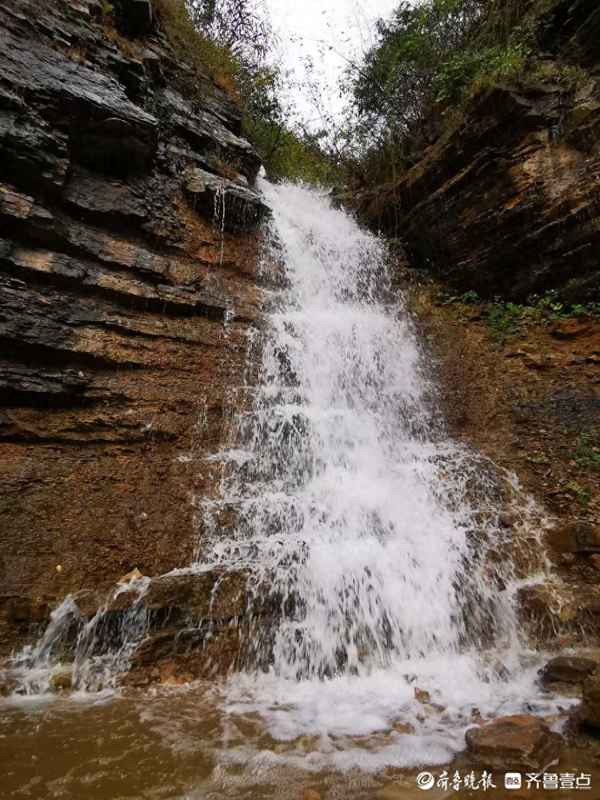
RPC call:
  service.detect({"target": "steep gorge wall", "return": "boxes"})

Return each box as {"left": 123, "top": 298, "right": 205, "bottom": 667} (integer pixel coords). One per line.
{"left": 366, "top": 0, "right": 600, "bottom": 653}
{"left": 0, "top": 0, "right": 267, "bottom": 654}
{"left": 360, "top": 0, "right": 600, "bottom": 301}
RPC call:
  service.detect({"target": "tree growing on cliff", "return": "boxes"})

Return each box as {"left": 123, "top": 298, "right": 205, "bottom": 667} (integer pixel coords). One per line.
{"left": 187, "top": 0, "right": 271, "bottom": 66}
{"left": 155, "top": 0, "right": 338, "bottom": 183}
{"left": 342, "top": 0, "right": 531, "bottom": 184}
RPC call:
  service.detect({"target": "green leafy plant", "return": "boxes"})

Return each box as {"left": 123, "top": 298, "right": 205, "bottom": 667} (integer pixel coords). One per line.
{"left": 438, "top": 288, "right": 600, "bottom": 340}
{"left": 572, "top": 434, "right": 600, "bottom": 470}
{"left": 434, "top": 44, "right": 528, "bottom": 103}
{"left": 486, "top": 301, "right": 525, "bottom": 341}
{"left": 566, "top": 481, "right": 592, "bottom": 506}
{"left": 154, "top": 0, "right": 242, "bottom": 97}
{"left": 441, "top": 289, "right": 480, "bottom": 305}
{"left": 152, "top": 0, "right": 338, "bottom": 184}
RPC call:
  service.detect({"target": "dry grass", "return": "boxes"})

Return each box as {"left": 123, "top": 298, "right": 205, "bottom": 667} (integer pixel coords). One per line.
{"left": 102, "top": 22, "right": 146, "bottom": 60}
{"left": 153, "top": 0, "right": 241, "bottom": 102}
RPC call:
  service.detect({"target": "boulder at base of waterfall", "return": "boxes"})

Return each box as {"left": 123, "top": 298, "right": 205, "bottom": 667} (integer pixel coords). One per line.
{"left": 465, "top": 715, "right": 563, "bottom": 770}
{"left": 142, "top": 571, "right": 248, "bottom": 620}
{"left": 49, "top": 666, "right": 73, "bottom": 692}
{"left": 541, "top": 656, "right": 598, "bottom": 687}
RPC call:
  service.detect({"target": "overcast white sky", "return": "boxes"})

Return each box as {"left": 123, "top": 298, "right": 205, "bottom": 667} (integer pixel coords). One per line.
{"left": 264, "top": 0, "right": 399, "bottom": 124}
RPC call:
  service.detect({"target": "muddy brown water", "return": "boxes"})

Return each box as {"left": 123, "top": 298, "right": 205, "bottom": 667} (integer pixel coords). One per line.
{"left": 2, "top": 685, "right": 600, "bottom": 800}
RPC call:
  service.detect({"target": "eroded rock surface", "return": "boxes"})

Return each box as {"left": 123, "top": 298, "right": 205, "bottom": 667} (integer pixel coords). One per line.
{"left": 541, "top": 655, "right": 598, "bottom": 686}
{"left": 581, "top": 672, "right": 600, "bottom": 731}
{"left": 465, "top": 714, "right": 563, "bottom": 770}
{"left": 0, "top": 0, "right": 267, "bottom": 656}
{"left": 357, "top": 0, "right": 600, "bottom": 301}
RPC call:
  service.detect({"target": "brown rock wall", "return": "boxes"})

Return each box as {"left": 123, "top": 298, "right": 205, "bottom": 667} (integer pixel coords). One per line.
{"left": 0, "top": 0, "right": 266, "bottom": 654}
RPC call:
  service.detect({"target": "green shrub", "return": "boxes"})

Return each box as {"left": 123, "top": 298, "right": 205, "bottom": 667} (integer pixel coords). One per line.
{"left": 343, "top": 0, "right": 557, "bottom": 189}
{"left": 245, "top": 117, "right": 339, "bottom": 185}
{"left": 566, "top": 481, "right": 592, "bottom": 506}
{"left": 434, "top": 43, "right": 528, "bottom": 103}
{"left": 573, "top": 434, "right": 600, "bottom": 471}
{"left": 152, "top": 0, "right": 338, "bottom": 185}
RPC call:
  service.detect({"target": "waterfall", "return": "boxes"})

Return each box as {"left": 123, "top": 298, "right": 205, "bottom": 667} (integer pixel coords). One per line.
{"left": 198, "top": 179, "right": 563, "bottom": 765}
{"left": 9, "top": 579, "right": 151, "bottom": 696}
{"left": 7, "top": 179, "right": 568, "bottom": 768}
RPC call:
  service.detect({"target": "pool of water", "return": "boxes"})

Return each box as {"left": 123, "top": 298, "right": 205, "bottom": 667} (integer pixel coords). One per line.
{"left": 1, "top": 683, "right": 597, "bottom": 800}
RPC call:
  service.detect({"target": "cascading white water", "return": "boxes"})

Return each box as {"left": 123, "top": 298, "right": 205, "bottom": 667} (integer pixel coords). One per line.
{"left": 7, "top": 179, "right": 571, "bottom": 772}
{"left": 198, "top": 179, "right": 567, "bottom": 767}
{"left": 9, "top": 578, "right": 151, "bottom": 696}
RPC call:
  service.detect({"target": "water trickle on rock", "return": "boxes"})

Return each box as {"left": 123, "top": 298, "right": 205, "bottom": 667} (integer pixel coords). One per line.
{"left": 213, "top": 180, "right": 227, "bottom": 268}
{"left": 10, "top": 578, "right": 151, "bottom": 696}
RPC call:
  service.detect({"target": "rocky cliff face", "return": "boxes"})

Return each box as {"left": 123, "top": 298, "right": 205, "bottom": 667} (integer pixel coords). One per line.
{"left": 360, "top": 0, "right": 600, "bottom": 301}
{"left": 0, "top": 0, "right": 267, "bottom": 654}
{"left": 381, "top": 0, "right": 600, "bottom": 661}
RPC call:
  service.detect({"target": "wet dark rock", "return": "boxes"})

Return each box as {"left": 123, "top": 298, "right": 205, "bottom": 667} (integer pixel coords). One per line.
{"left": 0, "top": 363, "right": 90, "bottom": 400}
{"left": 0, "top": 110, "right": 70, "bottom": 190}
{"left": 498, "top": 511, "right": 518, "bottom": 529}
{"left": 581, "top": 672, "right": 600, "bottom": 731}
{"left": 72, "top": 117, "right": 157, "bottom": 176}
{"left": 185, "top": 167, "right": 269, "bottom": 232}
{"left": 541, "top": 656, "right": 598, "bottom": 686}
{"left": 161, "top": 88, "right": 261, "bottom": 181}
{"left": 49, "top": 666, "right": 73, "bottom": 692}
{"left": 3, "top": 596, "right": 50, "bottom": 624}
{"left": 539, "top": 0, "right": 600, "bottom": 67}
{"left": 142, "top": 571, "right": 248, "bottom": 620}
{"left": 63, "top": 167, "right": 147, "bottom": 219}
{"left": 0, "top": 27, "right": 158, "bottom": 130}
{"left": 465, "top": 714, "right": 563, "bottom": 770}
{"left": 131, "top": 627, "right": 205, "bottom": 665}
{"left": 550, "top": 522, "right": 600, "bottom": 554}
{"left": 0, "top": 0, "right": 264, "bottom": 656}
{"left": 414, "top": 687, "right": 431, "bottom": 704}
{"left": 0, "top": 673, "right": 18, "bottom": 697}
{"left": 517, "top": 581, "right": 600, "bottom": 646}
{"left": 117, "top": 568, "right": 146, "bottom": 585}
{"left": 118, "top": 0, "right": 154, "bottom": 37}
